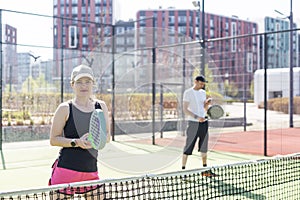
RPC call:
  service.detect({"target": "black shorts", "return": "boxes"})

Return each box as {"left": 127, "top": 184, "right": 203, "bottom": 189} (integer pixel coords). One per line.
{"left": 183, "top": 120, "right": 208, "bottom": 155}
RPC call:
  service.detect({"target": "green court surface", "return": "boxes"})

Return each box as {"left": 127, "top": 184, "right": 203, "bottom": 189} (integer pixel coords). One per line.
{"left": 0, "top": 138, "right": 265, "bottom": 192}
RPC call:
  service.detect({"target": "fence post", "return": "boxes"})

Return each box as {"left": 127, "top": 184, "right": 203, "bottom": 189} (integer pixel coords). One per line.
{"left": 0, "top": 9, "right": 6, "bottom": 169}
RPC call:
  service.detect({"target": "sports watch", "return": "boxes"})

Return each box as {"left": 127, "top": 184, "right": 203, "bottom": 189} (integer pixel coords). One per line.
{"left": 70, "top": 139, "right": 77, "bottom": 147}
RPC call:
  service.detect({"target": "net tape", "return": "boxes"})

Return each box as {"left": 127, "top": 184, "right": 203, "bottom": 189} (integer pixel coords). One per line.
{"left": 1, "top": 153, "right": 299, "bottom": 199}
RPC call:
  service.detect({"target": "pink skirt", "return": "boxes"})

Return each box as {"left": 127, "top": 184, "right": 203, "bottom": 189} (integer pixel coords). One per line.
{"left": 49, "top": 159, "right": 101, "bottom": 194}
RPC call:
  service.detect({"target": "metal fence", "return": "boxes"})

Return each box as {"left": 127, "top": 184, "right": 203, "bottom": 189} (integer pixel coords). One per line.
{"left": 1, "top": 9, "right": 300, "bottom": 154}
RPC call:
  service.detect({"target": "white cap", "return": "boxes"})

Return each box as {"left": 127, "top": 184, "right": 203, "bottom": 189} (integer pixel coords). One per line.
{"left": 71, "top": 64, "right": 94, "bottom": 82}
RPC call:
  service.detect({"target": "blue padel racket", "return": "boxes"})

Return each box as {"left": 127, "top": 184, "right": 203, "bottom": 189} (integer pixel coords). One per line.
{"left": 87, "top": 109, "right": 107, "bottom": 150}
{"left": 207, "top": 105, "right": 224, "bottom": 119}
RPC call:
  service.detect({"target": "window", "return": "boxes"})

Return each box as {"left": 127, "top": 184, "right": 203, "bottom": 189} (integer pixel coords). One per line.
{"left": 83, "top": 36, "right": 88, "bottom": 46}
{"left": 116, "top": 37, "right": 124, "bottom": 45}
{"left": 178, "top": 16, "right": 186, "bottom": 23}
{"left": 127, "top": 37, "right": 134, "bottom": 45}
{"left": 210, "top": 18, "right": 214, "bottom": 27}
{"left": 117, "top": 27, "right": 124, "bottom": 34}
{"left": 72, "top": 6, "right": 78, "bottom": 15}
{"left": 81, "top": 7, "right": 86, "bottom": 15}
{"left": 60, "top": 7, "right": 64, "bottom": 15}
{"left": 231, "top": 22, "right": 237, "bottom": 52}
{"left": 54, "top": 7, "right": 58, "bottom": 15}
{"left": 246, "top": 52, "right": 253, "bottom": 72}
{"left": 169, "top": 16, "right": 175, "bottom": 24}
{"left": 140, "top": 37, "right": 145, "bottom": 45}
{"left": 178, "top": 26, "right": 186, "bottom": 34}
{"left": 68, "top": 26, "right": 77, "bottom": 48}
{"left": 95, "top": 7, "right": 100, "bottom": 14}
{"left": 275, "top": 23, "right": 280, "bottom": 49}
{"left": 82, "top": 27, "right": 88, "bottom": 35}
{"left": 95, "top": 16, "right": 100, "bottom": 23}
{"left": 210, "top": 29, "right": 214, "bottom": 38}
{"left": 252, "top": 27, "right": 256, "bottom": 43}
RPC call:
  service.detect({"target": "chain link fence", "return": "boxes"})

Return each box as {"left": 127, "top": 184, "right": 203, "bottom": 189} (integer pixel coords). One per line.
{"left": 1, "top": 9, "right": 300, "bottom": 148}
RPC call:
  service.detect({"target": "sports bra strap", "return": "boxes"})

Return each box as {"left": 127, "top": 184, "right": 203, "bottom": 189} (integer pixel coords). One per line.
{"left": 95, "top": 101, "right": 102, "bottom": 109}
{"left": 68, "top": 100, "right": 101, "bottom": 109}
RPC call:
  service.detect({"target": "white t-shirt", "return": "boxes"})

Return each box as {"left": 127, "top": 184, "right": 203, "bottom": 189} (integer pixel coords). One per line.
{"left": 183, "top": 87, "right": 206, "bottom": 121}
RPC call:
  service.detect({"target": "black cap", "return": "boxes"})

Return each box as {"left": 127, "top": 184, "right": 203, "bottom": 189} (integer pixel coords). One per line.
{"left": 195, "top": 75, "right": 208, "bottom": 83}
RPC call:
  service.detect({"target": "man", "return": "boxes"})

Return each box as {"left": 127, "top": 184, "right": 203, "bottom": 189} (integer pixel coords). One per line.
{"left": 182, "top": 75, "right": 214, "bottom": 175}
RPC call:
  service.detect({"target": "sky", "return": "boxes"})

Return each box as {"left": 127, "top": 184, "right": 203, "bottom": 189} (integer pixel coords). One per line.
{"left": 1, "top": 0, "right": 299, "bottom": 24}
{"left": 0, "top": 0, "right": 299, "bottom": 60}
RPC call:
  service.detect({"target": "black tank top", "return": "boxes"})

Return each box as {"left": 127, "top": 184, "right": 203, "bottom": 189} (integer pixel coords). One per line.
{"left": 57, "top": 101, "right": 102, "bottom": 172}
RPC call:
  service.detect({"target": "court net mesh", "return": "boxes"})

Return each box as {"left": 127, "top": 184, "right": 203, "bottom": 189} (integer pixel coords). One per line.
{"left": 0, "top": 153, "right": 299, "bottom": 199}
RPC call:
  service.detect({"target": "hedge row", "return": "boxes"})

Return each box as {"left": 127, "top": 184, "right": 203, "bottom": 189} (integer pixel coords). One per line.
{"left": 265, "top": 97, "right": 300, "bottom": 114}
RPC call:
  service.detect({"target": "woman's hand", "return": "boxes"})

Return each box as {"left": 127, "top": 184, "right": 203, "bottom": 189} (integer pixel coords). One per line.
{"left": 76, "top": 133, "right": 92, "bottom": 149}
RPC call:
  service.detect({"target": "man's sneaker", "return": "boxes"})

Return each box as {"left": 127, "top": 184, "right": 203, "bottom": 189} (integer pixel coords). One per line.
{"left": 201, "top": 170, "right": 218, "bottom": 177}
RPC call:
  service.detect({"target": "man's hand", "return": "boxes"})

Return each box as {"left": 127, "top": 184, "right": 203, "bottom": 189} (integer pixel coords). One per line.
{"left": 204, "top": 98, "right": 212, "bottom": 111}
{"left": 198, "top": 117, "right": 206, "bottom": 122}
{"left": 206, "top": 98, "right": 212, "bottom": 104}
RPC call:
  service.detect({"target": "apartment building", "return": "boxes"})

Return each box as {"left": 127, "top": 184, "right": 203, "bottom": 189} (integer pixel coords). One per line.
{"left": 53, "top": 0, "right": 114, "bottom": 92}
{"left": 136, "top": 8, "right": 258, "bottom": 95}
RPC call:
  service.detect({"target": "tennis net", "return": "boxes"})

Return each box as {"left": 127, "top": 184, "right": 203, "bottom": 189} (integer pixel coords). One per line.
{"left": 0, "top": 153, "right": 299, "bottom": 199}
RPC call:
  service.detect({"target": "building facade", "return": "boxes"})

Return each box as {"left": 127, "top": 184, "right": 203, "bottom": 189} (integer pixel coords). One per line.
{"left": 3, "top": 24, "right": 18, "bottom": 93}
{"left": 17, "top": 53, "right": 31, "bottom": 92}
{"left": 254, "top": 67, "right": 300, "bottom": 105}
{"left": 136, "top": 8, "right": 258, "bottom": 96}
{"left": 53, "top": 0, "right": 114, "bottom": 92}
{"left": 264, "top": 16, "right": 298, "bottom": 69}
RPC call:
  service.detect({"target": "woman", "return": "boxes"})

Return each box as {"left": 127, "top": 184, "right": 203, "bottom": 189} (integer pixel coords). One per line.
{"left": 49, "top": 64, "right": 110, "bottom": 197}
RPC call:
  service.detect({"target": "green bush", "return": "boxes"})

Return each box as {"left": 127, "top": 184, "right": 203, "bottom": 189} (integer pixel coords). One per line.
{"left": 2, "top": 91, "right": 230, "bottom": 123}
{"left": 3, "top": 110, "right": 31, "bottom": 120}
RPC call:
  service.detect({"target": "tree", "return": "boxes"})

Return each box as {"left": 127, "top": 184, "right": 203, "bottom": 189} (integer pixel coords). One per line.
{"left": 22, "top": 74, "right": 55, "bottom": 93}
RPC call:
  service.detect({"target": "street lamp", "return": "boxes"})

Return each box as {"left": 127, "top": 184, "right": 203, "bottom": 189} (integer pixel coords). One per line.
{"left": 192, "top": 0, "right": 205, "bottom": 75}
{"left": 192, "top": 1, "right": 201, "bottom": 39}
{"left": 274, "top": 0, "right": 293, "bottom": 127}
{"left": 28, "top": 53, "right": 41, "bottom": 93}
{"left": 82, "top": 54, "right": 94, "bottom": 67}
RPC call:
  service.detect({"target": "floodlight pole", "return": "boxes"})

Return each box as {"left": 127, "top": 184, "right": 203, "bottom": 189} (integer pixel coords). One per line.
{"left": 274, "top": 1, "right": 294, "bottom": 127}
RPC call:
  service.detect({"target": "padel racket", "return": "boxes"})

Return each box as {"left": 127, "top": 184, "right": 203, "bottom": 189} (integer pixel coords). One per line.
{"left": 87, "top": 109, "right": 107, "bottom": 150}
{"left": 207, "top": 105, "right": 224, "bottom": 119}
